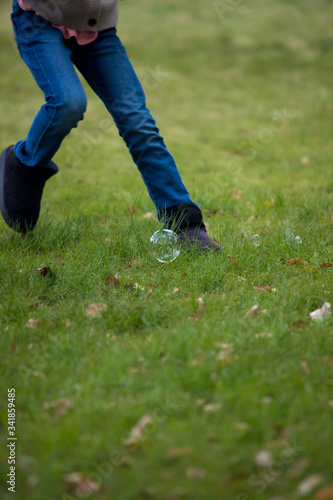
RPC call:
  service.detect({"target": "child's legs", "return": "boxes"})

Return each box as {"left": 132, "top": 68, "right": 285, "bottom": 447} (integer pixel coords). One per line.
{"left": 71, "top": 28, "right": 195, "bottom": 216}
{"left": 11, "top": 6, "right": 87, "bottom": 167}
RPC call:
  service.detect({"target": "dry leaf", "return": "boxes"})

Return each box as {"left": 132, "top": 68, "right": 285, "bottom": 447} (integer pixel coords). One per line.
{"left": 11, "top": 342, "right": 17, "bottom": 351}
{"left": 281, "top": 258, "right": 316, "bottom": 269}
{"left": 127, "top": 205, "right": 137, "bottom": 215}
{"left": 309, "top": 302, "right": 332, "bottom": 320}
{"left": 173, "top": 287, "right": 180, "bottom": 294}
{"left": 85, "top": 303, "right": 107, "bottom": 317}
{"left": 63, "top": 472, "right": 101, "bottom": 496}
{"left": 234, "top": 421, "right": 249, "bottom": 431}
{"left": 25, "top": 318, "right": 39, "bottom": 330}
{"left": 186, "top": 467, "right": 206, "bottom": 479}
{"left": 188, "top": 311, "right": 203, "bottom": 321}
{"left": 253, "top": 285, "right": 271, "bottom": 293}
{"left": 203, "top": 403, "right": 222, "bottom": 412}
{"left": 37, "top": 266, "right": 54, "bottom": 278}
{"left": 300, "top": 361, "right": 310, "bottom": 375}
{"left": 245, "top": 304, "right": 260, "bottom": 317}
{"left": 300, "top": 361, "right": 311, "bottom": 375}
{"left": 316, "top": 485, "right": 333, "bottom": 500}
{"left": 227, "top": 254, "right": 238, "bottom": 267}
{"left": 264, "top": 199, "right": 275, "bottom": 207}
{"left": 287, "top": 457, "right": 311, "bottom": 478}
{"left": 231, "top": 189, "right": 243, "bottom": 199}
{"left": 43, "top": 398, "right": 73, "bottom": 421}
{"left": 301, "top": 156, "right": 310, "bottom": 164}
{"left": 254, "top": 450, "right": 273, "bottom": 468}
{"left": 320, "top": 262, "right": 333, "bottom": 268}
{"left": 142, "top": 212, "right": 157, "bottom": 219}
{"left": 124, "top": 414, "right": 153, "bottom": 447}
{"left": 191, "top": 355, "right": 207, "bottom": 366}
{"left": 297, "top": 474, "right": 324, "bottom": 495}
{"left": 146, "top": 289, "right": 153, "bottom": 297}
{"left": 106, "top": 276, "right": 120, "bottom": 286}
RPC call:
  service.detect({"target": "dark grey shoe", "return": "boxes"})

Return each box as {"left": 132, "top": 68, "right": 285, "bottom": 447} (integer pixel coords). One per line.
{"left": 163, "top": 203, "right": 221, "bottom": 252}
{"left": 0, "top": 145, "right": 58, "bottom": 233}
{"left": 179, "top": 227, "right": 221, "bottom": 251}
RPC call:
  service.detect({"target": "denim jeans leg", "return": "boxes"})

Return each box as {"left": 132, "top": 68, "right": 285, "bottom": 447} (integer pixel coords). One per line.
{"left": 11, "top": 8, "right": 87, "bottom": 168}
{"left": 71, "top": 28, "right": 196, "bottom": 217}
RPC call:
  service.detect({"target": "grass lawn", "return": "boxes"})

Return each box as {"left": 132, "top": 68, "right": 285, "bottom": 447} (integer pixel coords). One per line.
{"left": 1, "top": 0, "right": 333, "bottom": 499}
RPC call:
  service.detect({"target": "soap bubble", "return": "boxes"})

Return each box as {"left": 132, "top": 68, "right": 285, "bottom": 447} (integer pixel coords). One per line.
{"left": 251, "top": 234, "right": 261, "bottom": 247}
{"left": 285, "top": 228, "right": 302, "bottom": 246}
{"left": 150, "top": 229, "right": 181, "bottom": 263}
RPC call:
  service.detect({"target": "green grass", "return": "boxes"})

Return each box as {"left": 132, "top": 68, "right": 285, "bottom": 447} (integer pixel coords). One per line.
{"left": 1, "top": 1, "right": 333, "bottom": 499}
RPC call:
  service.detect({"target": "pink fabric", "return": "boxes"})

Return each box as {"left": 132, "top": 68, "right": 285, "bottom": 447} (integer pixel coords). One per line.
{"left": 17, "top": 0, "right": 98, "bottom": 45}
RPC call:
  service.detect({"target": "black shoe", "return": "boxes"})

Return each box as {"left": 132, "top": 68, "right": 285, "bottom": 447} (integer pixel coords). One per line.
{"left": 179, "top": 226, "right": 221, "bottom": 251}
{"left": 163, "top": 203, "right": 221, "bottom": 252}
{"left": 0, "top": 145, "right": 58, "bottom": 233}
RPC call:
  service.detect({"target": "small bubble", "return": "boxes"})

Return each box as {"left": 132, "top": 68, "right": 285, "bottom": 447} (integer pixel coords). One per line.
{"left": 285, "top": 229, "right": 303, "bottom": 245}
{"left": 251, "top": 234, "right": 261, "bottom": 247}
{"left": 150, "top": 229, "right": 181, "bottom": 263}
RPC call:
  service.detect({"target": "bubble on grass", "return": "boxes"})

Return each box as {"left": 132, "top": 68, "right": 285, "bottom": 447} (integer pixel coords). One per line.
{"left": 251, "top": 234, "right": 261, "bottom": 247}
{"left": 150, "top": 229, "right": 181, "bottom": 263}
{"left": 285, "top": 228, "right": 303, "bottom": 246}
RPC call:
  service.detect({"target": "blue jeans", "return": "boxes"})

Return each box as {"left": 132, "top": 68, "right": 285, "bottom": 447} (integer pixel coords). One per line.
{"left": 10, "top": 0, "right": 195, "bottom": 217}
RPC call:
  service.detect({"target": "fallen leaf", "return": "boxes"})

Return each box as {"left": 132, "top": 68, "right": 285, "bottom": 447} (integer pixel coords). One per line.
{"left": 264, "top": 199, "right": 275, "bottom": 207}
{"left": 301, "top": 156, "right": 310, "bottom": 164}
{"left": 234, "top": 421, "right": 249, "bottom": 430}
{"left": 320, "top": 262, "right": 333, "bottom": 268}
{"left": 37, "top": 266, "right": 55, "bottom": 278}
{"left": 43, "top": 398, "right": 73, "bottom": 421}
{"left": 316, "top": 485, "right": 333, "bottom": 500}
{"left": 245, "top": 304, "right": 260, "bottom": 317}
{"left": 188, "top": 311, "right": 203, "bottom": 321}
{"left": 11, "top": 342, "right": 17, "bottom": 351}
{"left": 309, "top": 302, "right": 332, "bottom": 320}
{"left": 231, "top": 189, "right": 243, "bottom": 199}
{"left": 253, "top": 285, "right": 271, "bottom": 293}
{"left": 186, "top": 467, "right": 206, "bottom": 479}
{"left": 127, "top": 205, "right": 137, "bottom": 215}
{"left": 191, "top": 355, "right": 207, "bottom": 366}
{"left": 300, "top": 360, "right": 310, "bottom": 375}
{"left": 202, "top": 403, "right": 222, "bottom": 412}
{"left": 166, "top": 447, "right": 193, "bottom": 457}
{"left": 26, "top": 475, "right": 39, "bottom": 488}
{"left": 146, "top": 289, "right": 153, "bottom": 297}
{"left": 25, "top": 318, "right": 39, "bottom": 330}
{"left": 173, "top": 287, "right": 180, "bottom": 294}
{"left": 297, "top": 474, "right": 324, "bottom": 495}
{"left": 85, "top": 303, "right": 107, "bottom": 317}
{"left": 63, "top": 472, "right": 101, "bottom": 496}
{"left": 124, "top": 414, "right": 153, "bottom": 447}
{"left": 142, "top": 212, "right": 157, "bottom": 219}
{"left": 106, "top": 276, "right": 120, "bottom": 286}
{"left": 227, "top": 254, "right": 238, "bottom": 267}
{"left": 254, "top": 450, "right": 273, "bottom": 468}
{"left": 281, "top": 258, "right": 316, "bottom": 269}
{"left": 287, "top": 457, "right": 311, "bottom": 478}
